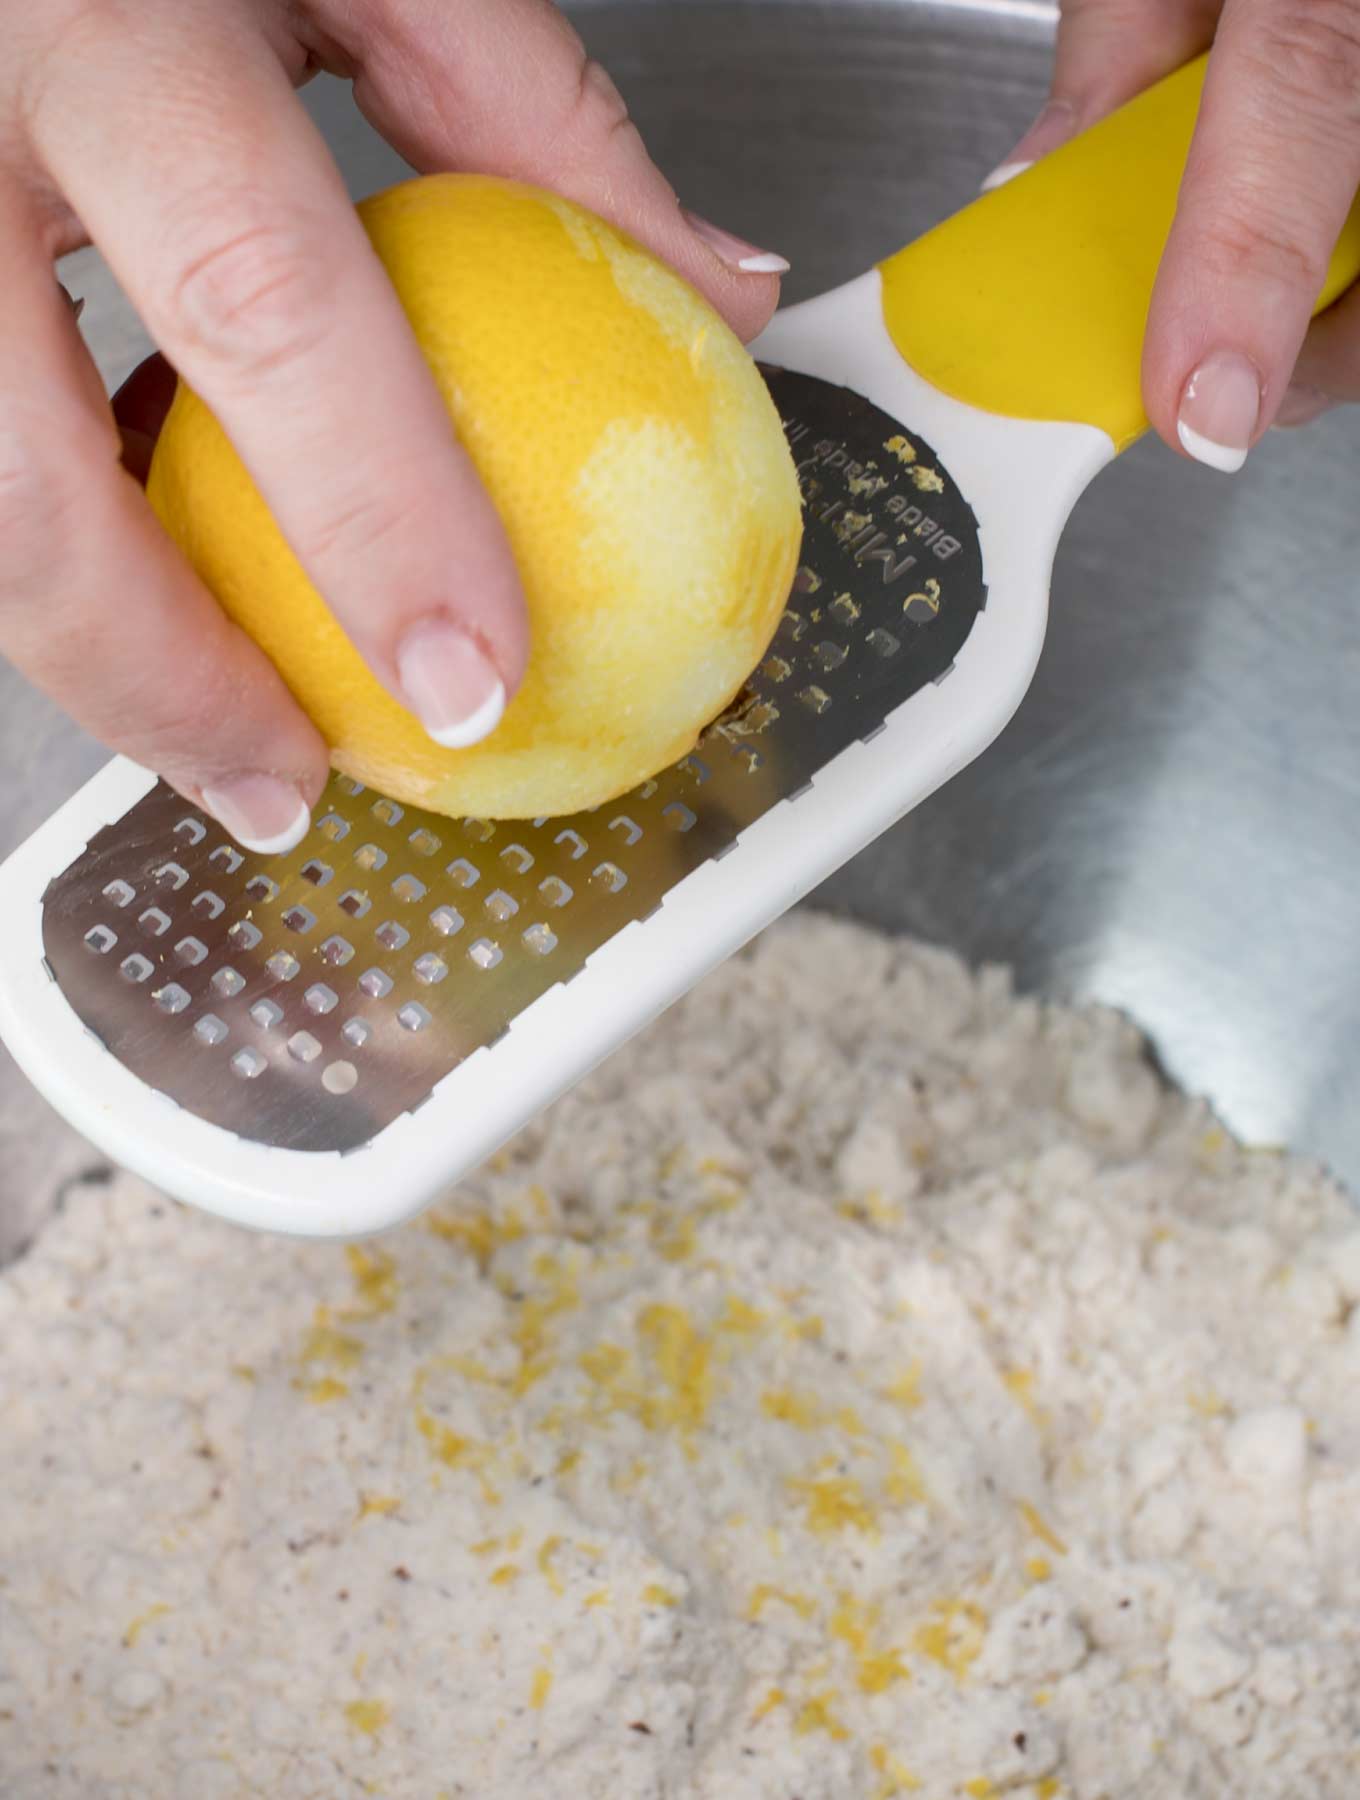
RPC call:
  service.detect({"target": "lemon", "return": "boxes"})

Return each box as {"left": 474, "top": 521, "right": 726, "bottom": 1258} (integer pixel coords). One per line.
{"left": 148, "top": 175, "right": 802, "bottom": 819}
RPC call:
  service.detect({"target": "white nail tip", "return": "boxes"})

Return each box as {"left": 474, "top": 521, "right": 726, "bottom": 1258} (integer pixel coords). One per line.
{"left": 203, "top": 791, "right": 312, "bottom": 857}
{"left": 737, "top": 252, "right": 792, "bottom": 274}
{"left": 980, "top": 160, "right": 1032, "bottom": 193}
{"left": 1177, "top": 420, "right": 1248, "bottom": 474}
{"left": 426, "top": 680, "right": 507, "bottom": 750}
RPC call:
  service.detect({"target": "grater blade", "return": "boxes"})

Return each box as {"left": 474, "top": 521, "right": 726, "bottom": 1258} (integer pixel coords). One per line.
{"left": 38, "top": 367, "right": 986, "bottom": 1159}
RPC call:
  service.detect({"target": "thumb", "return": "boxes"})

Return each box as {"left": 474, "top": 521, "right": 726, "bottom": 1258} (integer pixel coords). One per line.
{"left": 983, "top": 0, "right": 1222, "bottom": 189}
{"left": 320, "top": 0, "right": 787, "bottom": 342}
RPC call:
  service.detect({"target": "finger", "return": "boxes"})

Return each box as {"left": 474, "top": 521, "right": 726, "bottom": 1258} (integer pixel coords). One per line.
{"left": 1275, "top": 279, "right": 1360, "bottom": 423}
{"left": 983, "top": 0, "right": 1222, "bottom": 188}
{"left": 0, "top": 183, "right": 328, "bottom": 853}
{"left": 25, "top": 5, "right": 528, "bottom": 751}
{"left": 1143, "top": 0, "right": 1360, "bottom": 470}
{"left": 318, "top": 0, "right": 785, "bottom": 343}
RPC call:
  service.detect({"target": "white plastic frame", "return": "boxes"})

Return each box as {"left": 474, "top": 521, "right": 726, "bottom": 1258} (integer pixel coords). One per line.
{"left": 0, "top": 273, "right": 1113, "bottom": 1236}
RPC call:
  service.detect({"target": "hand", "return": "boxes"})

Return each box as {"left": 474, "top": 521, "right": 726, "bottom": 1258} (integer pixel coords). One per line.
{"left": 984, "top": 0, "right": 1360, "bottom": 470}
{"left": 0, "top": 0, "right": 787, "bottom": 852}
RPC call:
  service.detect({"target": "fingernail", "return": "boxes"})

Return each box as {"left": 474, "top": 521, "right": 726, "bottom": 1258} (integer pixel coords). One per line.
{"left": 1273, "top": 384, "right": 1334, "bottom": 430}
{"left": 981, "top": 99, "right": 1079, "bottom": 192}
{"left": 396, "top": 618, "right": 506, "bottom": 749}
{"left": 1177, "top": 350, "right": 1263, "bottom": 473}
{"left": 682, "top": 209, "right": 790, "bottom": 275}
{"left": 201, "top": 775, "right": 311, "bottom": 856}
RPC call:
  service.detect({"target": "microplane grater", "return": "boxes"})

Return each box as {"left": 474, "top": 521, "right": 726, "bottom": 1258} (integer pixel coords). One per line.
{"left": 43, "top": 366, "right": 983, "bottom": 1159}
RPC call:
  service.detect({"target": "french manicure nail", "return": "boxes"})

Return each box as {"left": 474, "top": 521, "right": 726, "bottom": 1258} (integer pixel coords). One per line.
{"left": 1177, "top": 350, "right": 1263, "bottom": 473}
{"left": 396, "top": 618, "right": 506, "bottom": 749}
{"left": 682, "top": 209, "right": 790, "bottom": 275}
{"left": 202, "top": 775, "right": 311, "bottom": 856}
{"left": 980, "top": 98, "right": 1079, "bottom": 192}
{"left": 1273, "top": 384, "right": 1334, "bottom": 430}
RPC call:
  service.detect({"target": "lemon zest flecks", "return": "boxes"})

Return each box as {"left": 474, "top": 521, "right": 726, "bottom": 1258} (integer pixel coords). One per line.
{"left": 304, "top": 1377, "right": 350, "bottom": 1404}
{"left": 301, "top": 1306, "right": 364, "bottom": 1370}
{"left": 788, "top": 1473, "right": 878, "bottom": 1537}
{"left": 489, "top": 1565, "right": 520, "bottom": 1586}
{"left": 1025, "top": 1556, "right": 1053, "bottom": 1583}
{"left": 1018, "top": 1502, "right": 1068, "bottom": 1557}
{"left": 358, "top": 1494, "right": 401, "bottom": 1521}
{"left": 529, "top": 1666, "right": 553, "bottom": 1709}
{"left": 911, "top": 1599, "right": 987, "bottom": 1681}
{"left": 584, "top": 1589, "right": 610, "bottom": 1610}
{"left": 344, "top": 1699, "right": 391, "bottom": 1737}
{"left": 537, "top": 1537, "right": 565, "bottom": 1596}
{"left": 885, "top": 1361, "right": 925, "bottom": 1410}
{"left": 753, "top": 1686, "right": 785, "bottom": 1722}
{"left": 643, "top": 1584, "right": 679, "bottom": 1607}
{"left": 870, "top": 1744, "right": 923, "bottom": 1795}
{"left": 884, "top": 434, "right": 917, "bottom": 465}
{"left": 344, "top": 1245, "right": 398, "bottom": 1318}
{"left": 747, "top": 1585, "right": 816, "bottom": 1622}
{"left": 122, "top": 1604, "right": 170, "bottom": 1649}
{"left": 794, "top": 1691, "right": 849, "bottom": 1741}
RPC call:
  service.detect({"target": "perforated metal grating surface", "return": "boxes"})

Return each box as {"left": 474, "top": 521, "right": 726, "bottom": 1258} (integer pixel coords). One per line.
{"left": 40, "top": 369, "right": 986, "bottom": 1152}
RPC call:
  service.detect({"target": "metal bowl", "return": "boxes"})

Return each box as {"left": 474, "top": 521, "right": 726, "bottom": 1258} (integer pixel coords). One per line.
{"left": 6, "top": 0, "right": 1357, "bottom": 1249}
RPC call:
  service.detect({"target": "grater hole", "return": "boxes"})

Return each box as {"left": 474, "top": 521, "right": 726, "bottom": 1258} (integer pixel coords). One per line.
{"left": 830, "top": 592, "right": 861, "bottom": 624}
{"left": 446, "top": 857, "right": 479, "bottom": 889}
{"left": 245, "top": 875, "right": 279, "bottom": 903}
{"left": 554, "top": 829, "right": 587, "bottom": 861}
{"left": 153, "top": 861, "right": 188, "bottom": 891}
{"left": 591, "top": 861, "right": 627, "bottom": 894}
{"left": 662, "top": 803, "right": 697, "bottom": 834}
{"left": 397, "top": 1002, "right": 431, "bottom": 1033}
{"left": 231, "top": 1048, "right": 266, "bottom": 1080}
{"left": 84, "top": 924, "right": 117, "bottom": 955}
{"left": 301, "top": 859, "right": 332, "bottom": 887}
{"left": 138, "top": 907, "right": 171, "bottom": 937}
{"left": 793, "top": 565, "right": 822, "bottom": 595}
{"left": 905, "top": 581, "right": 943, "bottom": 624}
{"left": 354, "top": 843, "right": 387, "bottom": 872}
{"left": 338, "top": 778, "right": 365, "bottom": 798}
{"left": 338, "top": 890, "right": 371, "bottom": 919}
{"left": 359, "top": 968, "right": 393, "bottom": 999}
{"left": 281, "top": 905, "right": 315, "bottom": 935}
{"left": 746, "top": 702, "right": 780, "bottom": 733}
{"left": 193, "top": 890, "right": 225, "bottom": 921}
{"left": 250, "top": 999, "right": 284, "bottom": 1030}
{"left": 413, "top": 952, "right": 448, "bottom": 985}
{"left": 813, "top": 640, "right": 848, "bottom": 672}
{"left": 152, "top": 983, "right": 190, "bottom": 1016}
{"left": 375, "top": 920, "right": 409, "bottom": 952}
{"left": 228, "top": 920, "right": 261, "bottom": 951}
{"left": 212, "top": 967, "right": 245, "bottom": 998}
{"left": 798, "top": 684, "right": 832, "bottom": 715}
{"left": 102, "top": 880, "right": 135, "bottom": 908}
{"left": 341, "top": 1018, "right": 371, "bottom": 1049}
{"left": 778, "top": 609, "right": 807, "bottom": 642}
{"left": 320, "top": 934, "right": 355, "bottom": 967}
{"left": 609, "top": 815, "right": 642, "bottom": 847}
{"left": 305, "top": 983, "right": 338, "bottom": 1015}
{"left": 735, "top": 745, "right": 764, "bottom": 775}
{"left": 468, "top": 938, "right": 502, "bottom": 971}
{"left": 322, "top": 1060, "right": 358, "bottom": 1095}
{"left": 866, "top": 627, "right": 901, "bottom": 659}
{"left": 210, "top": 845, "right": 244, "bottom": 874}
{"left": 500, "top": 843, "right": 533, "bottom": 875}
{"left": 408, "top": 827, "right": 442, "bottom": 857}
{"left": 174, "top": 936, "right": 208, "bottom": 967}
{"left": 523, "top": 923, "right": 557, "bottom": 956}
{"left": 318, "top": 813, "right": 350, "bottom": 842}
{"left": 538, "top": 876, "right": 572, "bottom": 909}
{"left": 678, "top": 755, "right": 710, "bottom": 786}
{"left": 485, "top": 889, "right": 518, "bottom": 922}
{"left": 760, "top": 655, "right": 792, "bottom": 683}
{"left": 120, "top": 953, "right": 154, "bottom": 984}
{"left": 194, "top": 1013, "right": 228, "bottom": 1047}
{"left": 430, "top": 905, "right": 464, "bottom": 937}
{"left": 463, "top": 818, "right": 495, "bottom": 844}
{"left": 175, "top": 818, "right": 206, "bottom": 846}
{"left": 265, "top": 951, "right": 300, "bottom": 982}
{"left": 288, "top": 1030, "right": 322, "bottom": 1064}
{"left": 372, "top": 797, "right": 404, "bottom": 828}
{"left": 391, "top": 873, "right": 426, "bottom": 904}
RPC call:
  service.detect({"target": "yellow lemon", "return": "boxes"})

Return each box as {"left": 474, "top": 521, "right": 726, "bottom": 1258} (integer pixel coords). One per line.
{"left": 148, "top": 175, "right": 802, "bottom": 819}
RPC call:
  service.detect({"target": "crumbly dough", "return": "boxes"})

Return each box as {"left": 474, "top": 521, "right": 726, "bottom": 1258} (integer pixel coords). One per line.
{"left": 3, "top": 915, "right": 1359, "bottom": 1798}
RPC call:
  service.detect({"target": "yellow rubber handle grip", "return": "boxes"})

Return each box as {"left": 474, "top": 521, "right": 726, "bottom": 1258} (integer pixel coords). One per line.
{"left": 879, "top": 56, "right": 1360, "bottom": 451}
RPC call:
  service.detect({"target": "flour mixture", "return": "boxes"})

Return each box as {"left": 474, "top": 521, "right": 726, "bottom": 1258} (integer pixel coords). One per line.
{"left": 3, "top": 915, "right": 1359, "bottom": 1798}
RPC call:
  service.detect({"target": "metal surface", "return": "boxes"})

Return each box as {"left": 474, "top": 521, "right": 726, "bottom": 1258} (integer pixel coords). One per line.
{"left": 40, "top": 372, "right": 984, "bottom": 1151}
{"left": 5, "top": 0, "right": 1358, "bottom": 1227}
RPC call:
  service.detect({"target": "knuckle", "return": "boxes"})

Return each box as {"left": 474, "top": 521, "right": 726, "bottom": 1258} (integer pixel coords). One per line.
{"left": 304, "top": 474, "right": 424, "bottom": 569}
{"left": 159, "top": 214, "right": 332, "bottom": 379}
{"left": 559, "top": 53, "right": 639, "bottom": 158}
{"left": 1200, "top": 203, "right": 1330, "bottom": 296}
{"left": 1245, "top": 0, "right": 1360, "bottom": 117}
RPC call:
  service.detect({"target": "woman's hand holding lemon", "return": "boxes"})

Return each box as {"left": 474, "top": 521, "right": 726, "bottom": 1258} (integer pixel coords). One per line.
{"left": 0, "top": 0, "right": 789, "bottom": 849}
